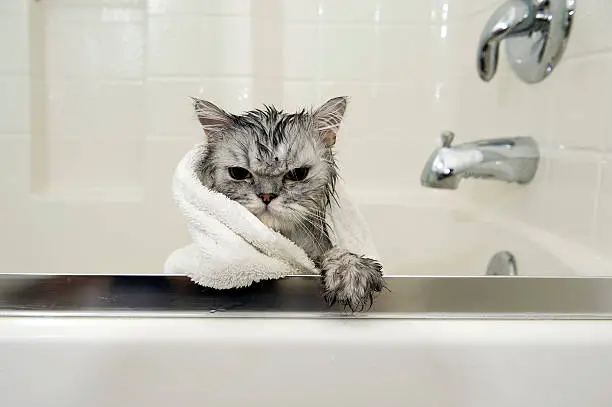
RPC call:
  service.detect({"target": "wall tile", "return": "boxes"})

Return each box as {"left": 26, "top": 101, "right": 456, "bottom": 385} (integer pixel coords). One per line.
{"left": 44, "top": 137, "right": 144, "bottom": 197}
{"left": 147, "top": 77, "right": 254, "bottom": 137}
{"left": 318, "top": 81, "right": 376, "bottom": 137}
{"left": 0, "top": 16, "right": 29, "bottom": 74}
{"left": 335, "top": 136, "right": 428, "bottom": 190}
{"left": 318, "top": 0, "right": 378, "bottom": 23}
{"left": 368, "top": 83, "right": 453, "bottom": 139}
{"left": 564, "top": 0, "right": 612, "bottom": 59}
{"left": 147, "top": 0, "right": 201, "bottom": 15}
{"left": 282, "top": 0, "right": 321, "bottom": 22}
{"left": 0, "top": 75, "right": 29, "bottom": 133}
{"left": 540, "top": 154, "right": 600, "bottom": 245}
{"left": 147, "top": 16, "right": 201, "bottom": 76}
{"left": 199, "top": 18, "right": 253, "bottom": 76}
{"left": 44, "top": 0, "right": 145, "bottom": 79}
{"left": 376, "top": 0, "right": 450, "bottom": 24}
{"left": 47, "top": 79, "right": 145, "bottom": 140}
{"left": 318, "top": 25, "right": 376, "bottom": 81}
{"left": 283, "top": 24, "right": 319, "bottom": 80}
{"left": 465, "top": 0, "right": 501, "bottom": 17}
{"left": 0, "top": 0, "right": 28, "bottom": 14}
{"left": 144, "top": 136, "right": 200, "bottom": 199}
{"left": 0, "top": 135, "right": 30, "bottom": 194}
{"left": 282, "top": 81, "right": 318, "bottom": 111}
{"left": 146, "top": 79, "right": 202, "bottom": 136}
{"left": 44, "top": 0, "right": 145, "bottom": 23}
{"left": 375, "top": 24, "right": 432, "bottom": 83}
{"left": 201, "top": 0, "right": 251, "bottom": 16}
{"left": 552, "top": 55, "right": 611, "bottom": 151}
{"left": 46, "top": 21, "right": 144, "bottom": 79}
{"left": 493, "top": 74, "right": 556, "bottom": 147}
{"left": 199, "top": 77, "right": 255, "bottom": 114}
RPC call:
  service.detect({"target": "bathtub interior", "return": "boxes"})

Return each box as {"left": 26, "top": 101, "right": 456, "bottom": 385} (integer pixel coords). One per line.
{"left": 357, "top": 193, "right": 601, "bottom": 277}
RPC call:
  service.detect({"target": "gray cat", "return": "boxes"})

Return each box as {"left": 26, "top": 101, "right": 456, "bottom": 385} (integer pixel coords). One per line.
{"left": 192, "top": 96, "right": 384, "bottom": 311}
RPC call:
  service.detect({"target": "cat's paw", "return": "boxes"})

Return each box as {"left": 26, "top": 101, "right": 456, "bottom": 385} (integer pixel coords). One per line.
{"left": 320, "top": 248, "right": 385, "bottom": 312}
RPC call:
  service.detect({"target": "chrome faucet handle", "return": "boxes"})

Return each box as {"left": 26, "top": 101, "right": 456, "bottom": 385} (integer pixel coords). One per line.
{"left": 478, "top": 0, "right": 534, "bottom": 82}
{"left": 440, "top": 131, "right": 455, "bottom": 148}
{"left": 477, "top": 0, "right": 575, "bottom": 84}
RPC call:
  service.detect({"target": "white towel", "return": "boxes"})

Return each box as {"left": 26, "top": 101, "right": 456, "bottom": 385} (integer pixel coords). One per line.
{"left": 164, "top": 143, "right": 379, "bottom": 289}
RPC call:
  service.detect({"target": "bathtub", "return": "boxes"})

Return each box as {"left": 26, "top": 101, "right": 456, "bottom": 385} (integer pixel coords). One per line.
{"left": 2, "top": 192, "right": 612, "bottom": 407}
{"left": 2, "top": 273, "right": 612, "bottom": 407}
{"left": 356, "top": 190, "right": 612, "bottom": 276}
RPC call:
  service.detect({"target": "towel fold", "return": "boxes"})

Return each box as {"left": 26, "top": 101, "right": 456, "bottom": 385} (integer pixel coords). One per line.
{"left": 164, "top": 143, "right": 379, "bottom": 289}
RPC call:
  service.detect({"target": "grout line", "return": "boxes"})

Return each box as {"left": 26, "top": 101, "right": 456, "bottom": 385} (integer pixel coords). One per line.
{"left": 564, "top": 48, "right": 612, "bottom": 62}
{"left": 541, "top": 147, "right": 612, "bottom": 161}
{"left": 281, "top": 20, "right": 465, "bottom": 28}
{"left": 0, "top": 132, "right": 30, "bottom": 137}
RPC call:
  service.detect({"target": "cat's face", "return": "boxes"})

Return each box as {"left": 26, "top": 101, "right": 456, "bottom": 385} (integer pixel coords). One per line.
{"left": 193, "top": 97, "right": 347, "bottom": 232}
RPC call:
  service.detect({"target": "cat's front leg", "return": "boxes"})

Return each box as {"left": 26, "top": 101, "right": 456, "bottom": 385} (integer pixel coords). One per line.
{"left": 320, "top": 247, "right": 385, "bottom": 311}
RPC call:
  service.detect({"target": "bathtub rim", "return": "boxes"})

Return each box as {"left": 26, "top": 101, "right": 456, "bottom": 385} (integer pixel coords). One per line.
{"left": 2, "top": 274, "right": 612, "bottom": 320}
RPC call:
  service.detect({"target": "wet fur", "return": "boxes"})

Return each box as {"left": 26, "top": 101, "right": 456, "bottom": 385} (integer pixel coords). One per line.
{"left": 192, "top": 97, "right": 384, "bottom": 311}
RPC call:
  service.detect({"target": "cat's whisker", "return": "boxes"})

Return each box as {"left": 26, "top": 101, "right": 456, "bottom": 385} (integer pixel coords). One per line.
{"left": 301, "top": 211, "right": 329, "bottom": 227}
{"left": 300, "top": 216, "right": 328, "bottom": 240}
{"left": 288, "top": 207, "right": 328, "bottom": 238}
{"left": 287, "top": 210, "right": 326, "bottom": 255}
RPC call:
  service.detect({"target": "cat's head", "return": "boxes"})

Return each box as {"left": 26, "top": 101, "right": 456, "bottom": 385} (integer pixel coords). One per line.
{"left": 193, "top": 96, "right": 347, "bottom": 232}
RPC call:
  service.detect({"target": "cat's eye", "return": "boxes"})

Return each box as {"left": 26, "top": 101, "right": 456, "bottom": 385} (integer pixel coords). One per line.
{"left": 228, "top": 167, "right": 252, "bottom": 180}
{"left": 285, "top": 167, "right": 310, "bottom": 182}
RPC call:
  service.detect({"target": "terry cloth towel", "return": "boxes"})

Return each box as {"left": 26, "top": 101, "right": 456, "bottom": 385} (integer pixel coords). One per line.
{"left": 164, "top": 142, "right": 379, "bottom": 289}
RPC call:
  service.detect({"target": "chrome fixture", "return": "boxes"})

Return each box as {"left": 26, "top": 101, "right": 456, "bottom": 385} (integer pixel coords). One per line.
{"left": 6, "top": 274, "right": 612, "bottom": 318}
{"left": 486, "top": 251, "right": 518, "bottom": 276}
{"left": 478, "top": 0, "right": 575, "bottom": 83}
{"left": 420, "top": 131, "right": 539, "bottom": 190}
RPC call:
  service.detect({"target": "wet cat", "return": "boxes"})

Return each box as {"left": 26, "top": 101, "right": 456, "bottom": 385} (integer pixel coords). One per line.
{"left": 193, "top": 96, "right": 384, "bottom": 311}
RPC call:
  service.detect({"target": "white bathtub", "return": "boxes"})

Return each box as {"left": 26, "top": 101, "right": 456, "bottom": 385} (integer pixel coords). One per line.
{"left": 1, "top": 317, "right": 612, "bottom": 407}
{"left": 2, "top": 192, "right": 612, "bottom": 407}
{"left": 356, "top": 191, "right": 612, "bottom": 277}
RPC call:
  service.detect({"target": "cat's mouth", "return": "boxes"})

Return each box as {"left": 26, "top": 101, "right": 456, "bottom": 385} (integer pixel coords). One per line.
{"left": 244, "top": 200, "right": 290, "bottom": 231}
{"left": 257, "top": 210, "right": 285, "bottom": 231}
{"left": 258, "top": 203, "right": 282, "bottom": 217}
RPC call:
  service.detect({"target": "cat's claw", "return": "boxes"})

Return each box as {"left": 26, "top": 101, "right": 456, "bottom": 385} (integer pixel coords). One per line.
{"left": 320, "top": 248, "right": 385, "bottom": 312}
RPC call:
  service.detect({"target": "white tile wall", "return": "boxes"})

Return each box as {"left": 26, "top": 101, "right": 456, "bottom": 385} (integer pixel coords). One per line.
{"left": 0, "top": 15, "right": 29, "bottom": 73}
{"left": 0, "top": 75, "right": 29, "bottom": 133}
{"left": 147, "top": 16, "right": 202, "bottom": 76}
{"left": 0, "top": 0, "right": 611, "bottom": 274}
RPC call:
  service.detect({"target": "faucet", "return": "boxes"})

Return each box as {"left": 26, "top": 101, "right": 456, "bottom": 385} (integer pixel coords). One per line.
{"left": 420, "top": 131, "right": 540, "bottom": 190}
{"left": 477, "top": 0, "right": 575, "bottom": 83}
{"left": 478, "top": 0, "right": 533, "bottom": 82}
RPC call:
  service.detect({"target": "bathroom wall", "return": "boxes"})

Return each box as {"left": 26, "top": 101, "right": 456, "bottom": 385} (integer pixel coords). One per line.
{"left": 0, "top": 0, "right": 609, "bottom": 274}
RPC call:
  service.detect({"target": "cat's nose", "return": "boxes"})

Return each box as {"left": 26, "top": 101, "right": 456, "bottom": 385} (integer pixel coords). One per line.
{"left": 258, "top": 193, "right": 278, "bottom": 204}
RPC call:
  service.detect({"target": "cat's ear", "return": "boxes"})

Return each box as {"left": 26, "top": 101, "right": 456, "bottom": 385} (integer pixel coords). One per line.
{"left": 313, "top": 96, "right": 348, "bottom": 147}
{"left": 191, "top": 97, "right": 233, "bottom": 139}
